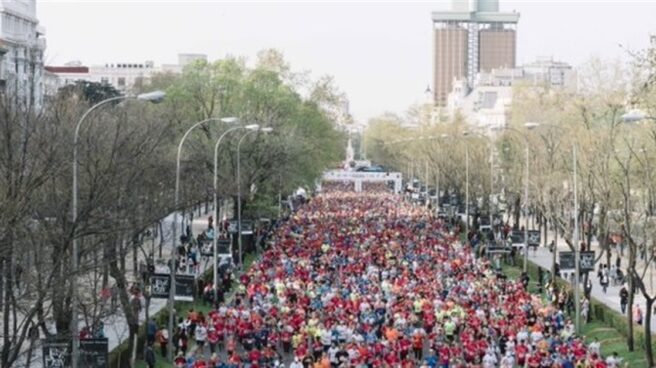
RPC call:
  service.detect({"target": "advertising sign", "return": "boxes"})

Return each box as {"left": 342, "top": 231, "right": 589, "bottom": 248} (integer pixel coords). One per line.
{"left": 42, "top": 338, "right": 70, "bottom": 368}
{"left": 150, "top": 273, "right": 195, "bottom": 301}
{"left": 559, "top": 251, "right": 596, "bottom": 271}
{"left": 80, "top": 338, "right": 108, "bottom": 368}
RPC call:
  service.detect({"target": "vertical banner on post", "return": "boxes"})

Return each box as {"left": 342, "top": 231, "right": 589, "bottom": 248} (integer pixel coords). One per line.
{"left": 79, "top": 338, "right": 108, "bottom": 368}
{"left": 42, "top": 338, "right": 71, "bottom": 368}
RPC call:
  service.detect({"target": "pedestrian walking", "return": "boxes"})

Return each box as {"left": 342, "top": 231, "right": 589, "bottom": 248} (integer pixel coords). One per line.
{"left": 584, "top": 278, "right": 593, "bottom": 300}
{"left": 634, "top": 305, "right": 644, "bottom": 325}
{"left": 520, "top": 271, "right": 529, "bottom": 290}
{"left": 620, "top": 286, "right": 629, "bottom": 314}
{"left": 582, "top": 297, "right": 590, "bottom": 322}
{"left": 156, "top": 328, "right": 168, "bottom": 358}
{"left": 147, "top": 318, "right": 157, "bottom": 346}
{"left": 601, "top": 273, "right": 609, "bottom": 294}
{"left": 144, "top": 344, "right": 156, "bottom": 368}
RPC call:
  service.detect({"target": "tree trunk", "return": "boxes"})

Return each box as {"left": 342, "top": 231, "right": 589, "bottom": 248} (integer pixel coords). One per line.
{"left": 109, "top": 238, "right": 140, "bottom": 368}
{"left": 130, "top": 323, "right": 138, "bottom": 368}
{"left": 513, "top": 196, "right": 521, "bottom": 230}
{"left": 0, "top": 257, "right": 4, "bottom": 309}
{"left": 628, "top": 262, "right": 636, "bottom": 351}
{"left": 644, "top": 297, "right": 654, "bottom": 367}
{"left": 25, "top": 334, "right": 35, "bottom": 368}
{"left": 1, "top": 256, "right": 11, "bottom": 367}
{"left": 585, "top": 204, "right": 594, "bottom": 250}
{"left": 158, "top": 220, "right": 164, "bottom": 259}
{"left": 143, "top": 294, "right": 151, "bottom": 357}
{"left": 543, "top": 216, "right": 548, "bottom": 248}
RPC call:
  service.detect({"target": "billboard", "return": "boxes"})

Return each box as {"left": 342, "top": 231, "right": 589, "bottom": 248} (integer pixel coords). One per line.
{"left": 80, "top": 338, "right": 108, "bottom": 368}
{"left": 559, "top": 251, "right": 596, "bottom": 272}
{"left": 42, "top": 338, "right": 70, "bottom": 368}
{"left": 227, "top": 220, "right": 254, "bottom": 235}
{"left": 201, "top": 239, "right": 231, "bottom": 256}
{"left": 149, "top": 273, "right": 195, "bottom": 301}
{"left": 527, "top": 230, "right": 541, "bottom": 246}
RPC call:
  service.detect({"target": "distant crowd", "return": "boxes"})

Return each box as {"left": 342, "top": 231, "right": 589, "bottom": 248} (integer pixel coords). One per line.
{"left": 144, "top": 181, "right": 616, "bottom": 368}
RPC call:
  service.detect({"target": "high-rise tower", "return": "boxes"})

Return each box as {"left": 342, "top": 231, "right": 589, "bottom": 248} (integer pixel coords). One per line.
{"left": 432, "top": 0, "right": 519, "bottom": 106}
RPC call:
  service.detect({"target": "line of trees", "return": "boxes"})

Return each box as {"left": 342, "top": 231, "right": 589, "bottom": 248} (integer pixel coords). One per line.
{"left": 0, "top": 49, "right": 345, "bottom": 367}
{"left": 366, "top": 43, "right": 656, "bottom": 364}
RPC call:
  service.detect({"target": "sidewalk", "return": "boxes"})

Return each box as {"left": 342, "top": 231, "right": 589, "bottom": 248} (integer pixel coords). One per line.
{"left": 103, "top": 208, "right": 217, "bottom": 356}
{"left": 16, "top": 205, "right": 221, "bottom": 368}
{"left": 526, "top": 231, "right": 656, "bottom": 332}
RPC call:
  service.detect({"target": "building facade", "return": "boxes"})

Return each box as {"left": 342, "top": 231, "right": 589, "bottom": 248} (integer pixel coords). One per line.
{"left": 45, "top": 53, "right": 208, "bottom": 94}
{"left": 446, "top": 57, "right": 576, "bottom": 133}
{"left": 0, "top": 0, "right": 46, "bottom": 109}
{"left": 432, "top": 0, "right": 519, "bottom": 106}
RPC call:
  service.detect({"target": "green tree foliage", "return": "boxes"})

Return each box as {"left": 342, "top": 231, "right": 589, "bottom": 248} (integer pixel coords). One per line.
{"left": 59, "top": 80, "right": 121, "bottom": 104}
{"left": 146, "top": 49, "right": 345, "bottom": 216}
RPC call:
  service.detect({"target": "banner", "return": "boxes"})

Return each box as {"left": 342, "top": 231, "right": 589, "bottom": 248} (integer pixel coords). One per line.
{"left": 228, "top": 220, "right": 254, "bottom": 235}
{"left": 175, "top": 274, "right": 195, "bottom": 301}
{"left": 149, "top": 273, "right": 195, "bottom": 301}
{"left": 527, "top": 230, "right": 541, "bottom": 246}
{"left": 80, "top": 338, "right": 108, "bottom": 368}
{"left": 150, "top": 273, "right": 171, "bottom": 299}
{"left": 42, "top": 338, "right": 71, "bottom": 368}
{"left": 559, "top": 251, "right": 595, "bottom": 271}
{"left": 486, "top": 245, "right": 511, "bottom": 254}
{"left": 200, "top": 239, "right": 231, "bottom": 256}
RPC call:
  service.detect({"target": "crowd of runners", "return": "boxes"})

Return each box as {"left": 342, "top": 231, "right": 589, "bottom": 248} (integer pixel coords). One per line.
{"left": 148, "top": 182, "right": 615, "bottom": 368}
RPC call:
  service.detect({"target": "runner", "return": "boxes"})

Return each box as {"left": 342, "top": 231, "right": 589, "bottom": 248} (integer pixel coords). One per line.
{"left": 177, "top": 183, "right": 599, "bottom": 366}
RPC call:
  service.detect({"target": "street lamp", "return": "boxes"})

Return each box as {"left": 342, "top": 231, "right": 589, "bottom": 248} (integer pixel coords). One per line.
{"left": 496, "top": 123, "right": 539, "bottom": 273}
{"left": 462, "top": 130, "right": 493, "bottom": 237}
{"left": 168, "top": 116, "right": 229, "bottom": 362}
{"left": 71, "top": 90, "right": 165, "bottom": 368}
{"left": 211, "top": 118, "right": 241, "bottom": 303}
{"left": 236, "top": 125, "right": 272, "bottom": 268}
{"left": 572, "top": 142, "right": 581, "bottom": 334}
{"left": 622, "top": 111, "right": 656, "bottom": 123}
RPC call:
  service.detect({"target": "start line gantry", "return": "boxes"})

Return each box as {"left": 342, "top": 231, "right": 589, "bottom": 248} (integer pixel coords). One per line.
{"left": 322, "top": 170, "right": 403, "bottom": 193}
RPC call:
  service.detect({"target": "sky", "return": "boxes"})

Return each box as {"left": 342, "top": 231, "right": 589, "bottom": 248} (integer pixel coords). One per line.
{"left": 38, "top": 1, "right": 656, "bottom": 123}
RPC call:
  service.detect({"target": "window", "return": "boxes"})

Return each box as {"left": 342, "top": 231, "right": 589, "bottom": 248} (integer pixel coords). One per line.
{"left": 100, "top": 77, "right": 109, "bottom": 84}
{"left": 117, "top": 77, "right": 125, "bottom": 87}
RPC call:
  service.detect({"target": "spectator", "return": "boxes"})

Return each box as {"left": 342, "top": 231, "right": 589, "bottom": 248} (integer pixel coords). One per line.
{"left": 634, "top": 304, "right": 644, "bottom": 325}
{"left": 620, "top": 286, "right": 629, "bottom": 314}
{"left": 146, "top": 318, "right": 157, "bottom": 346}
{"left": 156, "top": 328, "right": 168, "bottom": 358}
{"left": 144, "top": 344, "right": 156, "bottom": 368}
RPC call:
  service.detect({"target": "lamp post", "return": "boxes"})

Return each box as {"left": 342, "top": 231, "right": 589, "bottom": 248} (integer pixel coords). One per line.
{"left": 71, "top": 90, "right": 165, "bottom": 368}
{"left": 168, "top": 116, "right": 227, "bottom": 362}
{"left": 498, "top": 123, "right": 538, "bottom": 272}
{"left": 462, "top": 131, "right": 492, "bottom": 238}
{"left": 465, "top": 143, "right": 470, "bottom": 235}
{"left": 211, "top": 118, "right": 240, "bottom": 303}
{"left": 572, "top": 143, "right": 581, "bottom": 333}
{"left": 622, "top": 111, "right": 656, "bottom": 123}
{"left": 236, "top": 125, "right": 272, "bottom": 268}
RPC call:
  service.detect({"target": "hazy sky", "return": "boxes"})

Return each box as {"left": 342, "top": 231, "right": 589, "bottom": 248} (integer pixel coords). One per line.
{"left": 38, "top": 1, "right": 656, "bottom": 123}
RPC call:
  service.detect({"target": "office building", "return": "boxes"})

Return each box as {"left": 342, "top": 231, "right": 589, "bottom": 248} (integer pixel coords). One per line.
{"left": 432, "top": 0, "right": 519, "bottom": 106}
{"left": 45, "top": 53, "right": 208, "bottom": 94}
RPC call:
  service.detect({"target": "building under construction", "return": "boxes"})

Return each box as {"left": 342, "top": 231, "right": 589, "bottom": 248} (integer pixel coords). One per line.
{"left": 432, "top": 0, "right": 519, "bottom": 106}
